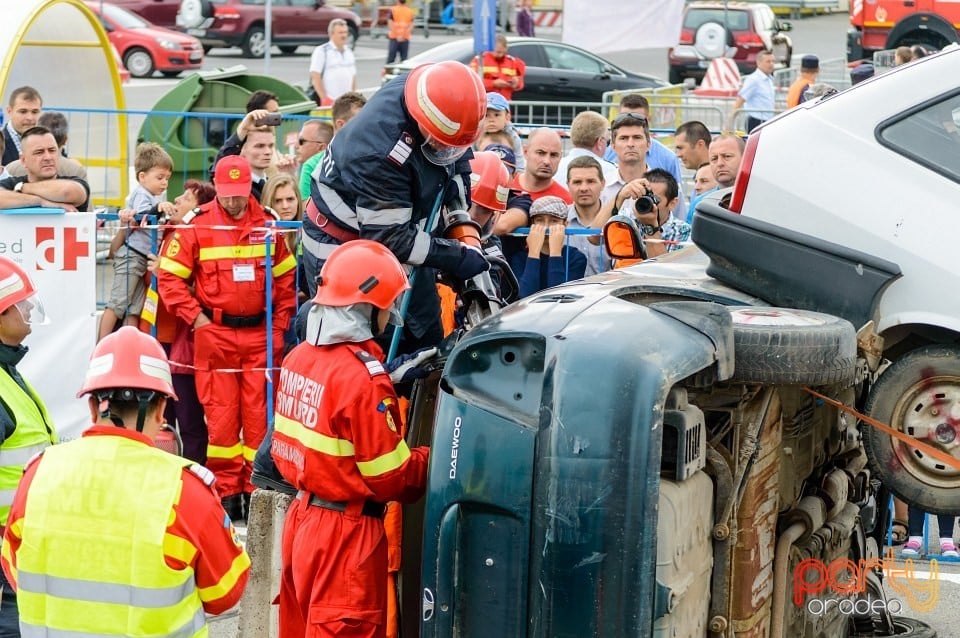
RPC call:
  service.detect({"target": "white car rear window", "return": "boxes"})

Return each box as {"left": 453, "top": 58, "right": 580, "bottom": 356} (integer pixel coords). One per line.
{"left": 879, "top": 92, "right": 960, "bottom": 184}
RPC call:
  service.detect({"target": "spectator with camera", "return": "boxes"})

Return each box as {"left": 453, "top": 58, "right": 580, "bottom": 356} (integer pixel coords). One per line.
{"left": 602, "top": 169, "right": 689, "bottom": 266}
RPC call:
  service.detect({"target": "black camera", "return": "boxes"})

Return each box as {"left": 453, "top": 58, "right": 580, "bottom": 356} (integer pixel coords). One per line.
{"left": 634, "top": 191, "right": 661, "bottom": 214}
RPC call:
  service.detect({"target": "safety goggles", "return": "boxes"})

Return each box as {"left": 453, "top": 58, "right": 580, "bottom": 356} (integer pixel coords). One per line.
{"left": 9, "top": 296, "right": 49, "bottom": 326}
{"left": 421, "top": 136, "right": 470, "bottom": 166}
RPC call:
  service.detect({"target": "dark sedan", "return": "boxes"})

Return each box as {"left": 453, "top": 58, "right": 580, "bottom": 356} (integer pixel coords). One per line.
{"left": 383, "top": 37, "right": 666, "bottom": 123}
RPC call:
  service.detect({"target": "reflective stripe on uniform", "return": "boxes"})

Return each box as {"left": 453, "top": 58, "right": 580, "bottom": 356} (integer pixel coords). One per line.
{"left": 299, "top": 231, "right": 340, "bottom": 260}
{"left": 407, "top": 231, "right": 431, "bottom": 265}
{"left": 0, "top": 488, "right": 19, "bottom": 507}
{"left": 356, "top": 439, "right": 412, "bottom": 478}
{"left": 0, "top": 444, "right": 49, "bottom": 468}
{"left": 199, "top": 244, "right": 272, "bottom": 261}
{"left": 207, "top": 441, "right": 243, "bottom": 460}
{"left": 158, "top": 257, "right": 192, "bottom": 279}
{"left": 316, "top": 183, "right": 361, "bottom": 230}
{"left": 271, "top": 254, "right": 297, "bottom": 278}
{"left": 20, "top": 608, "right": 207, "bottom": 638}
{"left": 242, "top": 445, "right": 257, "bottom": 463}
{"left": 18, "top": 570, "right": 197, "bottom": 609}
{"left": 163, "top": 533, "right": 198, "bottom": 565}
{"left": 356, "top": 206, "right": 412, "bottom": 227}
{"left": 198, "top": 551, "right": 251, "bottom": 603}
{"left": 274, "top": 414, "right": 355, "bottom": 458}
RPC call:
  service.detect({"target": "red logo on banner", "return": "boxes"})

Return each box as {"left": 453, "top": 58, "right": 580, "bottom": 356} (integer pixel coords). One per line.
{"left": 35, "top": 226, "right": 90, "bottom": 271}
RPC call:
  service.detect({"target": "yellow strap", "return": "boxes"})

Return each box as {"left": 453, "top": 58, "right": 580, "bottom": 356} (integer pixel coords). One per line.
{"left": 198, "top": 550, "right": 251, "bottom": 603}
{"left": 158, "top": 257, "right": 191, "bottom": 279}
{"left": 199, "top": 245, "right": 272, "bottom": 261}
{"left": 356, "top": 440, "right": 412, "bottom": 478}
{"left": 274, "top": 414, "right": 355, "bottom": 458}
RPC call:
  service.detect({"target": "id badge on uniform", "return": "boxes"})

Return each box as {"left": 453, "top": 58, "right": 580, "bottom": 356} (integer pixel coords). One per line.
{"left": 233, "top": 264, "right": 255, "bottom": 282}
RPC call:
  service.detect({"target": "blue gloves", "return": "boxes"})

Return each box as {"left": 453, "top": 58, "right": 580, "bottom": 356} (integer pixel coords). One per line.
{"left": 450, "top": 245, "right": 490, "bottom": 281}
{"left": 387, "top": 347, "right": 439, "bottom": 384}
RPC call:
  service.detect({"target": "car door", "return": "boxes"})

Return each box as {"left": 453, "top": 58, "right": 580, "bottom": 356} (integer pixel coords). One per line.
{"left": 507, "top": 43, "right": 549, "bottom": 100}
{"left": 268, "top": 0, "right": 300, "bottom": 42}
{"left": 541, "top": 43, "right": 620, "bottom": 102}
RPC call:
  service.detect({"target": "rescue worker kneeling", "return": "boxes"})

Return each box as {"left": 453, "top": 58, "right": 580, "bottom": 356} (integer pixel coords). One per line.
{"left": 271, "top": 240, "right": 430, "bottom": 638}
{"left": 1, "top": 327, "right": 250, "bottom": 637}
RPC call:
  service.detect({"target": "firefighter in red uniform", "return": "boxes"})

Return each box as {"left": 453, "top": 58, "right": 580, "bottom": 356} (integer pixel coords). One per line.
{"left": 1, "top": 327, "right": 249, "bottom": 636}
{"left": 271, "top": 240, "right": 430, "bottom": 638}
{"left": 470, "top": 33, "right": 526, "bottom": 100}
{"left": 157, "top": 155, "right": 297, "bottom": 521}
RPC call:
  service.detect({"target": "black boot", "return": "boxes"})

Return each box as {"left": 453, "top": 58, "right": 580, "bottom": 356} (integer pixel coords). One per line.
{"left": 251, "top": 431, "right": 297, "bottom": 496}
{"left": 221, "top": 494, "right": 246, "bottom": 524}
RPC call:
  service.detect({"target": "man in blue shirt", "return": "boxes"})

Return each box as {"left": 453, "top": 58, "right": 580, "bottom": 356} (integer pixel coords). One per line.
{"left": 731, "top": 50, "right": 776, "bottom": 133}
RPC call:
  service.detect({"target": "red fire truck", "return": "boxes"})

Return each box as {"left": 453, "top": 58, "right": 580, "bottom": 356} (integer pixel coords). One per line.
{"left": 847, "top": 0, "right": 960, "bottom": 61}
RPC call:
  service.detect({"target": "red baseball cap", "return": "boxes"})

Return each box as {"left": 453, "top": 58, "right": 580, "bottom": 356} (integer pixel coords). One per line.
{"left": 214, "top": 155, "right": 252, "bottom": 198}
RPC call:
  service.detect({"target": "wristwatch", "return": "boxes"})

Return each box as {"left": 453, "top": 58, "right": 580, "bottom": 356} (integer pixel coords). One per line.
{"left": 641, "top": 224, "right": 661, "bottom": 237}
{"left": 13, "top": 181, "right": 24, "bottom": 193}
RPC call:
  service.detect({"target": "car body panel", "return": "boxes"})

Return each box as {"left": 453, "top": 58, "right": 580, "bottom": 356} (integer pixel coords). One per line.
{"left": 382, "top": 37, "right": 665, "bottom": 105}
{"left": 85, "top": 2, "right": 203, "bottom": 76}
{"left": 704, "top": 49, "right": 960, "bottom": 342}
{"left": 105, "top": 0, "right": 181, "bottom": 27}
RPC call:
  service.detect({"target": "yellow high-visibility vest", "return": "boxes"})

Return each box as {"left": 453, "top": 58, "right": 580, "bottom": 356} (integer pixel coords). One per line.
{"left": 16, "top": 434, "right": 207, "bottom": 638}
{"left": 0, "top": 368, "right": 56, "bottom": 527}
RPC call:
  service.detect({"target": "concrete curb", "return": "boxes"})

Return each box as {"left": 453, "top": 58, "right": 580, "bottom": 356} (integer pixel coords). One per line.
{"left": 238, "top": 489, "right": 293, "bottom": 638}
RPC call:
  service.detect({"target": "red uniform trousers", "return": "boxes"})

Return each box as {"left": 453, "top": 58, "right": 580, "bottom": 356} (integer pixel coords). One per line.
{"left": 280, "top": 496, "right": 387, "bottom": 638}
{"left": 194, "top": 322, "right": 281, "bottom": 497}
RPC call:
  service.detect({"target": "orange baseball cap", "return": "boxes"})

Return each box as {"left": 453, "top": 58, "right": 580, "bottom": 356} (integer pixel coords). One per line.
{"left": 214, "top": 155, "right": 252, "bottom": 198}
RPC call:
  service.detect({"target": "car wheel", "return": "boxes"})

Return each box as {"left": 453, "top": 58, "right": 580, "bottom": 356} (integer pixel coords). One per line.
{"left": 202, "top": 45, "right": 212, "bottom": 54}
{"left": 694, "top": 21, "right": 731, "bottom": 60}
{"left": 178, "top": 0, "right": 212, "bottom": 29}
{"left": 278, "top": 45, "right": 298, "bottom": 55}
{"left": 849, "top": 617, "right": 937, "bottom": 638}
{"left": 668, "top": 67, "right": 683, "bottom": 85}
{"left": 728, "top": 307, "right": 857, "bottom": 386}
{"left": 863, "top": 345, "right": 960, "bottom": 515}
{"left": 347, "top": 23, "right": 359, "bottom": 50}
{"left": 242, "top": 25, "right": 267, "bottom": 58}
{"left": 161, "top": 71, "right": 182, "bottom": 78}
{"left": 123, "top": 47, "right": 156, "bottom": 79}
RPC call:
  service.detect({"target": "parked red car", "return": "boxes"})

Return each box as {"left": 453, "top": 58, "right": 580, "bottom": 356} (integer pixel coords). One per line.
{"left": 85, "top": 1, "right": 204, "bottom": 78}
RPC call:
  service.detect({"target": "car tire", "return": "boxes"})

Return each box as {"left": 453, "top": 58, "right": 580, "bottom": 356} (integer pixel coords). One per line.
{"left": 202, "top": 45, "right": 213, "bottom": 54}
{"left": 728, "top": 307, "right": 857, "bottom": 386}
{"left": 694, "top": 21, "right": 731, "bottom": 60}
{"left": 278, "top": 45, "right": 299, "bottom": 55}
{"left": 863, "top": 345, "right": 960, "bottom": 515}
{"left": 849, "top": 617, "right": 936, "bottom": 638}
{"left": 242, "top": 25, "right": 267, "bottom": 58}
{"left": 123, "top": 47, "right": 156, "bottom": 79}
{"left": 178, "top": 0, "right": 212, "bottom": 29}
{"left": 161, "top": 71, "right": 182, "bottom": 78}
{"left": 669, "top": 67, "right": 683, "bottom": 85}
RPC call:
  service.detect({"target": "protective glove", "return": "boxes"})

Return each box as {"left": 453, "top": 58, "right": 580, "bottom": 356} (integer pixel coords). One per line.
{"left": 387, "top": 347, "right": 439, "bottom": 384}
{"left": 450, "top": 244, "right": 490, "bottom": 281}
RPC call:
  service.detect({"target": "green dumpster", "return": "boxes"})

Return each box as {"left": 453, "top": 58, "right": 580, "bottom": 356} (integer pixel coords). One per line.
{"left": 138, "top": 66, "right": 317, "bottom": 197}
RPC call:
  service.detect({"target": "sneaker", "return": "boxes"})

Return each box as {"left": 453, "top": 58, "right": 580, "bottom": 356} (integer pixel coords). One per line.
{"left": 901, "top": 538, "right": 922, "bottom": 555}
{"left": 941, "top": 539, "right": 959, "bottom": 558}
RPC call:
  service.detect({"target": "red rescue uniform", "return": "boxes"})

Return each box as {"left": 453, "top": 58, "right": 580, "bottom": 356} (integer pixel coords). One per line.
{"left": 157, "top": 196, "right": 297, "bottom": 497}
{"left": 272, "top": 339, "right": 428, "bottom": 638}
{"left": 470, "top": 51, "right": 526, "bottom": 100}
{"left": 1, "top": 426, "right": 250, "bottom": 615}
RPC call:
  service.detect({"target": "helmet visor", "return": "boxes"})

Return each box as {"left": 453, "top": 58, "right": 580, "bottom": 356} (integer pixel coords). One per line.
{"left": 13, "top": 296, "right": 49, "bottom": 326}
{"left": 421, "top": 137, "right": 470, "bottom": 166}
{"left": 386, "top": 293, "right": 405, "bottom": 327}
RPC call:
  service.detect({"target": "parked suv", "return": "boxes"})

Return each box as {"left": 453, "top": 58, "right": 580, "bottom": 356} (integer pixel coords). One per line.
{"left": 668, "top": 1, "right": 792, "bottom": 84}
{"left": 693, "top": 49, "right": 960, "bottom": 516}
{"left": 175, "top": 0, "right": 361, "bottom": 58}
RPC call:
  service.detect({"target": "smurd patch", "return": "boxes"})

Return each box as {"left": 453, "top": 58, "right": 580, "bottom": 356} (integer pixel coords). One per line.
{"left": 377, "top": 397, "right": 395, "bottom": 413}
{"left": 166, "top": 237, "right": 181, "bottom": 257}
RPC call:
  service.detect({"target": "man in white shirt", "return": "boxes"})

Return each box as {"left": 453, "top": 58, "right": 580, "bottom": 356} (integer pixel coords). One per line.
{"left": 309, "top": 19, "right": 357, "bottom": 106}
{"left": 731, "top": 50, "right": 776, "bottom": 133}
{"left": 555, "top": 110, "right": 619, "bottom": 187}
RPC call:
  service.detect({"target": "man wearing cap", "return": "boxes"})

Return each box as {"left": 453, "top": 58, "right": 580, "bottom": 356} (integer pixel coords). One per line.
{"left": 510, "top": 195, "right": 586, "bottom": 298}
{"left": 482, "top": 92, "right": 526, "bottom": 173}
{"left": 470, "top": 34, "right": 527, "bottom": 101}
{"left": 0, "top": 256, "right": 57, "bottom": 636}
{"left": 787, "top": 55, "right": 820, "bottom": 108}
{"left": 157, "top": 155, "right": 298, "bottom": 523}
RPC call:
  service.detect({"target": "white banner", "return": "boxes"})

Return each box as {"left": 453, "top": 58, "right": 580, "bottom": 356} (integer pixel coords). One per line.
{"left": 562, "top": 0, "right": 685, "bottom": 54}
{"left": 1, "top": 210, "right": 97, "bottom": 441}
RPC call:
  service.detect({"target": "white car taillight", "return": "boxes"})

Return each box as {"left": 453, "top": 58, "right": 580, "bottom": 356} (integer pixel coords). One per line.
{"left": 729, "top": 132, "right": 760, "bottom": 214}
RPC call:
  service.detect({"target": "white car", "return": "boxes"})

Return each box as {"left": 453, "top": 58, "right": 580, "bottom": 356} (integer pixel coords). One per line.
{"left": 692, "top": 48, "right": 960, "bottom": 514}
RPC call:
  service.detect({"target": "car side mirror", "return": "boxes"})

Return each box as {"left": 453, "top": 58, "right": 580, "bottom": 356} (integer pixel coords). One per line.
{"left": 777, "top": 21, "right": 792, "bottom": 32}
{"left": 603, "top": 215, "right": 647, "bottom": 261}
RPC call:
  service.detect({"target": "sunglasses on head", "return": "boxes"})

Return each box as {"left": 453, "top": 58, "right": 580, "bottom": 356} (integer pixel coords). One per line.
{"left": 613, "top": 112, "right": 648, "bottom": 126}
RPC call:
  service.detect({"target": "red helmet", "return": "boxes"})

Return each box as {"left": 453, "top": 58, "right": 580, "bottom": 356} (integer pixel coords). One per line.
{"left": 469, "top": 151, "right": 511, "bottom": 212}
{"left": 405, "top": 61, "right": 486, "bottom": 151}
{"left": 78, "top": 326, "right": 178, "bottom": 400}
{"left": 313, "top": 240, "right": 410, "bottom": 310}
{"left": 0, "top": 257, "right": 47, "bottom": 325}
